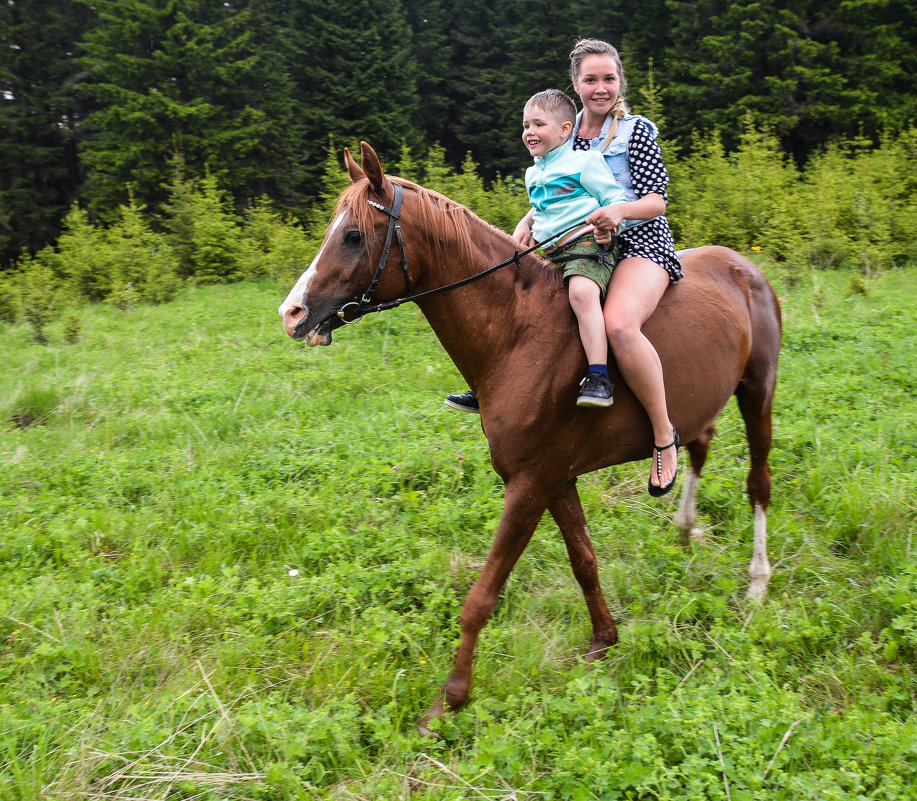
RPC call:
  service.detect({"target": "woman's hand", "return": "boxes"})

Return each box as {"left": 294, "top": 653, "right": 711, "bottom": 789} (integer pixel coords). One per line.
{"left": 587, "top": 204, "right": 626, "bottom": 236}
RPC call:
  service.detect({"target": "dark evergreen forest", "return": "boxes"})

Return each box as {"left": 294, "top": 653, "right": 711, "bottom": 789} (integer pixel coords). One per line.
{"left": 1, "top": 0, "right": 915, "bottom": 268}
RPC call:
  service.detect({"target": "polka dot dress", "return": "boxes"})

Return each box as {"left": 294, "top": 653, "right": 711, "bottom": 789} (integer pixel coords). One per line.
{"left": 573, "top": 119, "right": 683, "bottom": 283}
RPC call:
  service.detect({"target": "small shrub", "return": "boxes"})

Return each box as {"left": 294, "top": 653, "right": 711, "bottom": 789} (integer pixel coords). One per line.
{"left": 240, "top": 198, "right": 314, "bottom": 285}
{"left": 102, "top": 191, "right": 180, "bottom": 305}
{"left": 7, "top": 386, "right": 61, "bottom": 428}
{"left": 54, "top": 204, "right": 111, "bottom": 303}
{"left": 162, "top": 164, "right": 245, "bottom": 284}
{"left": 0, "top": 271, "right": 16, "bottom": 322}
{"left": 844, "top": 273, "right": 868, "bottom": 297}
{"left": 11, "top": 257, "right": 60, "bottom": 344}
{"left": 63, "top": 313, "right": 82, "bottom": 343}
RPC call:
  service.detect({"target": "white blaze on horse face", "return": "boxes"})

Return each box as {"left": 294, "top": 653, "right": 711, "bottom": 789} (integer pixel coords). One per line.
{"left": 278, "top": 212, "right": 346, "bottom": 320}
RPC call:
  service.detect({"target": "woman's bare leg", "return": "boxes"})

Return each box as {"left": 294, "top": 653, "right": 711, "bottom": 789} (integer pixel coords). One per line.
{"left": 603, "top": 257, "right": 677, "bottom": 487}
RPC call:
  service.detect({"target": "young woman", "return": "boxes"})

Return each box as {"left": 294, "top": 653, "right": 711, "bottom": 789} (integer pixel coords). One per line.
{"left": 446, "top": 38, "right": 682, "bottom": 496}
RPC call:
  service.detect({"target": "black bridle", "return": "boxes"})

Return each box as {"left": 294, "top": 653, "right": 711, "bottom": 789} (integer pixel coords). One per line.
{"left": 311, "top": 182, "right": 613, "bottom": 336}
{"left": 333, "top": 183, "right": 411, "bottom": 326}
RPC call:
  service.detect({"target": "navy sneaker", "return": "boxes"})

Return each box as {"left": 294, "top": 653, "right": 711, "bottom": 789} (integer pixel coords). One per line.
{"left": 576, "top": 374, "right": 614, "bottom": 407}
{"left": 444, "top": 389, "right": 480, "bottom": 414}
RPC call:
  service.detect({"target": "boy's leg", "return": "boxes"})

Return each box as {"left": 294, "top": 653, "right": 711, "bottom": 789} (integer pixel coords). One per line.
{"left": 567, "top": 276, "right": 607, "bottom": 366}
{"left": 567, "top": 275, "right": 614, "bottom": 407}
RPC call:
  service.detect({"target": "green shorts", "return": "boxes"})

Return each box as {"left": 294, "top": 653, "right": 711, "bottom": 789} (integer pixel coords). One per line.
{"left": 547, "top": 236, "right": 616, "bottom": 295}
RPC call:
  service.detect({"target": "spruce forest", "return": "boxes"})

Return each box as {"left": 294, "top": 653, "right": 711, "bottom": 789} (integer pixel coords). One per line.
{"left": 1, "top": 0, "right": 916, "bottom": 267}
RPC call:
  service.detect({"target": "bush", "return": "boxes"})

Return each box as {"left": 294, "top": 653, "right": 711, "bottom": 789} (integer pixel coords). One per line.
{"left": 101, "top": 192, "right": 180, "bottom": 307}
{"left": 54, "top": 204, "right": 111, "bottom": 303}
{"left": 241, "top": 198, "right": 314, "bottom": 286}
{"left": 162, "top": 164, "right": 246, "bottom": 284}
{"left": 668, "top": 123, "right": 917, "bottom": 270}
{"left": 9, "top": 255, "right": 60, "bottom": 343}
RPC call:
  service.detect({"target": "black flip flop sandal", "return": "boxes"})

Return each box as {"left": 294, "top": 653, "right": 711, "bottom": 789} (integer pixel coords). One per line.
{"left": 648, "top": 427, "right": 680, "bottom": 497}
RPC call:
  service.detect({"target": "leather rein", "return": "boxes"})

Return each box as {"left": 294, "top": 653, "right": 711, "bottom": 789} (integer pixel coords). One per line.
{"left": 314, "top": 182, "right": 612, "bottom": 335}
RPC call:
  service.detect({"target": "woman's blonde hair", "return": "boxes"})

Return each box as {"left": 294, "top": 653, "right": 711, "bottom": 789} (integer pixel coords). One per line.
{"left": 569, "top": 38, "right": 630, "bottom": 150}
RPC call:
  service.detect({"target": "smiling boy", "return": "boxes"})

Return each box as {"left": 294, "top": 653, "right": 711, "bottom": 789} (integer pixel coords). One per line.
{"left": 522, "top": 89, "right": 627, "bottom": 406}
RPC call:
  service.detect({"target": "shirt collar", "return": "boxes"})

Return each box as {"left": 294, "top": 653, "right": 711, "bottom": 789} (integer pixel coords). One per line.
{"left": 533, "top": 142, "right": 572, "bottom": 166}
{"left": 570, "top": 111, "right": 613, "bottom": 149}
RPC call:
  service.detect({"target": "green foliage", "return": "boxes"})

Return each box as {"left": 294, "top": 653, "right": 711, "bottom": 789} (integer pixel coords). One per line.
{"left": 4, "top": 0, "right": 917, "bottom": 264}
{"left": 286, "top": 0, "right": 422, "bottom": 190}
{"left": 102, "top": 191, "right": 180, "bottom": 306}
{"left": 3, "top": 122, "right": 917, "bottom": 352}
{"left": 241, "top": 199, "right": 314, "bottom": 288}
{"left": 62, "top": 313, "right": 82, "bottom": 343}
{"left": 52, "top": 204, "right": 111, "bottom": 303}
{"left": 0, "top": 0, "right": 91, "bottom": 266}
{"left": 668, "top": 123, "right": 798, "bottom": 257}
{"left": 7, "top": 256, "right": 60, "bottom": 343}
{"left": 75, "top": 0, "right": 305, "bottom": 223}
{"left": 421, "top": 148, "right": 530, "bottom": 232}
{"left": 305, "top": 140, "right": 354, "bottom": 236}
{"left": 668, "top": 122, "right": 917, "bottom": 271}
{"left": 5, "top": 385, "right": 62, "bottom": 429}
{"left": 0, "top": 267, "right": 915, "bottom": 797}
{"left": 162, "top": 167, "right": 245, "bottom": 284}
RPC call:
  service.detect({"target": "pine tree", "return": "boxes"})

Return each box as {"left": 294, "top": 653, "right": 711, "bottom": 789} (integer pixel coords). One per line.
{"left": 0, "top": 0, "right": 93, "bottom": 267}
{"left": 76, "top": 0, "right": 305, "bottom": 222}
{"left": 284, "top": 0, "right": 422, "bottom": 192}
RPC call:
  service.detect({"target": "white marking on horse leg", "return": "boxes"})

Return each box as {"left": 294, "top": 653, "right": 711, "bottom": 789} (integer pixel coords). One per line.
{"left": 675, "top": 469, "right": 705, "bottom": 545}
{"left": 746, "top": 504, "right": 771, "bottom": 600}
{"left": 278, "top": 213, "right": 345, "bottom": 318}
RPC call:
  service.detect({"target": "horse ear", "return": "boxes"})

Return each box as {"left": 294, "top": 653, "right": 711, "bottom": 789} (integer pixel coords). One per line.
{"left": 344, "top": 147, "right": 364, "bottom": 183}
{"left": 359, "top": 141, "right": 386, "bottom": 194}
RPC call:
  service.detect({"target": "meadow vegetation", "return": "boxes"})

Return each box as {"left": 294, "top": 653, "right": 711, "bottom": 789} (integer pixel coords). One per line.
{"left": 1, "top": 135, "right": 916, "bottom": 799}
{"left": 2, "top": 125, "right": 916, "bottom": 344}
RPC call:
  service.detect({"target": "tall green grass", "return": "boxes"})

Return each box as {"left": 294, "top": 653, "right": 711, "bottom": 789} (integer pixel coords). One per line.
{"left": 0, "top": 265, "right": 915, "bottom": 799}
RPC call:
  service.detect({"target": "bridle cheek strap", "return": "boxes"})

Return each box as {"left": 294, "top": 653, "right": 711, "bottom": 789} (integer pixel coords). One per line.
{"left": 364, "top": 183, "right": 411, "bottom": 305}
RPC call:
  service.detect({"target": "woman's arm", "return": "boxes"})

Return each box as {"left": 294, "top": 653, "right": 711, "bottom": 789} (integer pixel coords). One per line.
{"left": 586, "top": 193, "right": 667, "bottom": 233}
{"left": 588, "top": 118, "right": 669, "bottom": 234}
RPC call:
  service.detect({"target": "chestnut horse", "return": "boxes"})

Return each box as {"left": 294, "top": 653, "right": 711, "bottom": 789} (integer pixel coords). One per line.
{"left": 279, "top": 143, "right": 781, "bottom": 733}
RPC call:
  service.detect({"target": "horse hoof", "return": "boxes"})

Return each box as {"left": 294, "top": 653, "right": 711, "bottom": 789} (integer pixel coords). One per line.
{"left": 585, "top": 632, "right": 618, "bottom": 662}
{"left": 419, "top": 698, "right": 444, "bottom": 737}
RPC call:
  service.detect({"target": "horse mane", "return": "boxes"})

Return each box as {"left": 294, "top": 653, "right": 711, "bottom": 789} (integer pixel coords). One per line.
{"left": 335, "top": 176, "right": 553, "bottom": 279}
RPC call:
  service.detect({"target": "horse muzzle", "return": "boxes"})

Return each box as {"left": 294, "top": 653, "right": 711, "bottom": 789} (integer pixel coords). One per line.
{"left": 302, "top": 312, "right": 346, "bottom": 346}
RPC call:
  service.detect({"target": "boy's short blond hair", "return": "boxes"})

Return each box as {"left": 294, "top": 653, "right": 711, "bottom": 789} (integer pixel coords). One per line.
{"left": 524, "top": 89, "right": 577, "bottom": 125}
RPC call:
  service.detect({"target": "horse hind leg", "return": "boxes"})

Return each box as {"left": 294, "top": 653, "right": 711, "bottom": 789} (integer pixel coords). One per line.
{"left": 675, "top": 426, "right": 715, "bottom": 546}
{"left": 548, "top": 480, "right": 618, "bottom": 660}
{"left": 736, "top": 380, "right": 775, "bottom": 600}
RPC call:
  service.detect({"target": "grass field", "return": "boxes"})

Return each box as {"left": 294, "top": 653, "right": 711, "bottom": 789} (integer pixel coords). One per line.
{"left": 1, "top": 263, "right": 915, "bottom": 800}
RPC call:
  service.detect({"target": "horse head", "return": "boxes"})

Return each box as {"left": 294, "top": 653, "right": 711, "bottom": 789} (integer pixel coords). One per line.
{"left": 279, "top": 142, "right": 412, "bottom": 344}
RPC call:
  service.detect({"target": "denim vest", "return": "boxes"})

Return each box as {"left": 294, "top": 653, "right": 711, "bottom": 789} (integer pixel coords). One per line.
{"left": 570, "top": 113, "right": 660, "bottom": 231}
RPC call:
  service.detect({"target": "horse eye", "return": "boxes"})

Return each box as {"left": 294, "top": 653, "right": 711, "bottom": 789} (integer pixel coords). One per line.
{"left": 344, "top": 230, "right": 362, "bottom": 245}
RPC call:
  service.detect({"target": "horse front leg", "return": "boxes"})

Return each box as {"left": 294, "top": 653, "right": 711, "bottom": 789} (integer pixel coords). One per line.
{"left": 548, "top": 480, "right": 618, "bottom": 660}
{"left": 419, "top": 482, "right": 545, "bottom": 736}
